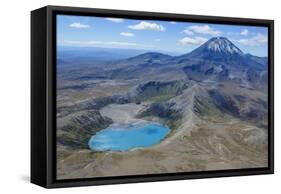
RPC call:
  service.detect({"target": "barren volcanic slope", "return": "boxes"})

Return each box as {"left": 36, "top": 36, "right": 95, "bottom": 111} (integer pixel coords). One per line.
{"left": 56, "top": 37, "right": 268, "bottom": 179}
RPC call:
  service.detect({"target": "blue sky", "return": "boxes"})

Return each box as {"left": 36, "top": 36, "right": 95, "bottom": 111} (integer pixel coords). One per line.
{"left": 57, "top": 15, "right": 268, "bottom": 57}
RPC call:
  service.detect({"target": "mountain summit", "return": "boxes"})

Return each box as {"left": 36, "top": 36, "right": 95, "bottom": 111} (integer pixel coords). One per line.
{"left": 203, "top": 37, "right": 243, "bottom": 55}
{"left": 175, "top": 37, "right": 246, "bottom": 65}
{"left": 187, "top": 37, "right": 244, "bottom": 61}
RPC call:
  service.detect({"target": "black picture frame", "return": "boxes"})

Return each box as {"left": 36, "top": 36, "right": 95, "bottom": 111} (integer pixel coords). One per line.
{"left": 31, "top": 5, "right": 274, "bottom": 188}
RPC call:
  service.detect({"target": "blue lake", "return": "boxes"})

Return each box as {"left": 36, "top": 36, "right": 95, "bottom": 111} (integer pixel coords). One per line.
{"left": 88, "top": 122, "right": 170, "bottom": 151}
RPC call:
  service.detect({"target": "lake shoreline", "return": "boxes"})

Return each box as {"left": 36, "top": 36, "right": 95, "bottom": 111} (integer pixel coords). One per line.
{"left": 90, "top": 103, "right": 171, "bottom": 152}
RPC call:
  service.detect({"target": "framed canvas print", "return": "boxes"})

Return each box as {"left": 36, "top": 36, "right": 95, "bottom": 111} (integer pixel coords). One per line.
{"left": 31, "top": 5, "right": 274, "bottom": 188}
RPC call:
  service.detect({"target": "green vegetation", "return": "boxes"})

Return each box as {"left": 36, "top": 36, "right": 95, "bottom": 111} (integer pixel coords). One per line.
{"left": 144, "top": 94, "right": 175, "bottom": 103}
{"left": 194, "top": 96, "right": 224, "bottom": 119}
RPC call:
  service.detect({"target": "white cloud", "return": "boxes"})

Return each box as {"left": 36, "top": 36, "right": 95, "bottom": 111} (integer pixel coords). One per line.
{"left": 69, "top": 22, "right": 90, "bottom": 29}
{"left": 188, "top": 25, "right": 222, "bottom": 36}
{"left": 238, "top": 33, "right": 267, "bottom": 46}
{"left": 120, "top": 32, "right": 134, "bottom": 37}
{"left": 61, "top": 40, "right": 154, "bottom": 49}
{"left": 154, "top": 39, "right": 161, "bottom": 42}
{"left": 169, "top": 21, "right": 177, "bottom": 24}
{"left": 227, "top": 30, "right": 249, "bottom": 36}
{"left": 178, "top": 36, "right": 207, "bottom": 45}
{"left": 183, "top": 29, "right": 194, "bottom": 35}
{"left": 240, "top": 29, "right": 249, "bottom": 36}
{"left": 105, "top": 18, "right": 124, "bottom": 23}
{"left": 128, "top": 21, "right": 165, "bottom": 31}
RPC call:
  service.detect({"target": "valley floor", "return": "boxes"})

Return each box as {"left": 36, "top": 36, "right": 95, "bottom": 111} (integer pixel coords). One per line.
{"left": 100, "top": 103, "right": 145, "bottom": 124}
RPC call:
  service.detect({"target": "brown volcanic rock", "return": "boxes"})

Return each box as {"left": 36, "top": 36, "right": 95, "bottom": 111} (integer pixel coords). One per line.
{"left": 57, "top": 109, "right": 113, "bottom": 149}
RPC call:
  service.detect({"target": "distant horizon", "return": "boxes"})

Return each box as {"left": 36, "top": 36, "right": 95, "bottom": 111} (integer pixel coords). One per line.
{"left": 57, "top": 45, "right": 182, "bottom": 56}
{"left": 57, "top": 40, "right": 267, "bottom": 58}
{"left": 57, "top": 15, "right": 268, "bottom": 57}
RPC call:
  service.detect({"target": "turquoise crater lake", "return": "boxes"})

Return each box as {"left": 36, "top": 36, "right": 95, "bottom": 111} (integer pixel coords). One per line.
{"left": 88, "top": 122, "right": 170, "bottom": 151}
